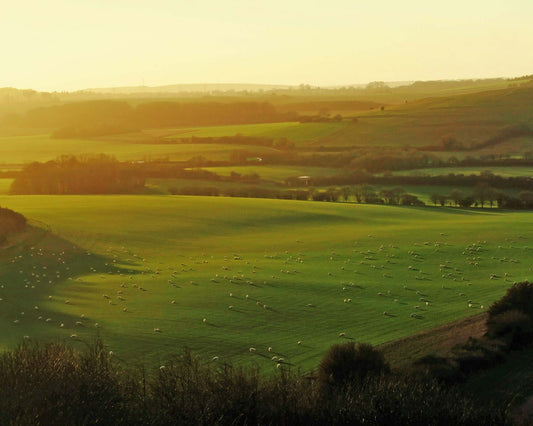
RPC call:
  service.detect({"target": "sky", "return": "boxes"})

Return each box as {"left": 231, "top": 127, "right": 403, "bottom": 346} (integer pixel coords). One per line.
{"left": 1, "top": 0, "right": 532, "bottom": 91}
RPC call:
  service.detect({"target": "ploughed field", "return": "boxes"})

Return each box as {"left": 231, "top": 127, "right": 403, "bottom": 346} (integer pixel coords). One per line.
{"left": 0, "top": 195, "right": 531, "bottom": 370}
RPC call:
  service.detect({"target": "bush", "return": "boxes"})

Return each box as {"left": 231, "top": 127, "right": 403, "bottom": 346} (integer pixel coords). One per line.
{"left": 318, "top": 342, "right": 389, "bottom": 391}
{"left": 488, "top": 281, "right": 533, "bottom": 319}
{"left": 412, "top": 354, "right": 462, "bottom": 384}
{"left": 0, "top": 339, "right": 508, "bottom": 425}
{"left": 487, "top": 281, "right": 533, "bottom": 348}
{"left": 486, "top": 310, "right": 533, "bottom": 349}
{"left": 0, "top": 340, "right": 138, "bottom": 425}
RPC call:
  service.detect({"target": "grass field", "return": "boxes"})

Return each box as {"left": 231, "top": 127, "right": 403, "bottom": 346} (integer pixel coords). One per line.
{"left": 0, "top": 134, "right": 280, "bottom": 164}
{"left": 164, "top": 122, "right": 347, "bottom": 144}
{"left": 0, "top": 195, "right": 530, "bottom": 370}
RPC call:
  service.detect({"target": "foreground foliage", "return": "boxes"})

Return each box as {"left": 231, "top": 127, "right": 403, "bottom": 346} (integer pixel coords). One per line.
{"left": 0, "top": 340, "right": 507, "bottom": 426}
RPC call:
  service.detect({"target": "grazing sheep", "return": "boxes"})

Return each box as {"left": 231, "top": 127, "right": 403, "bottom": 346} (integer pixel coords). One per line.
{"left": 249, "top": 347, "right": 256, "bottom": 353}
{"left": 154, "top": 327, "right": 161, "bottom": 333}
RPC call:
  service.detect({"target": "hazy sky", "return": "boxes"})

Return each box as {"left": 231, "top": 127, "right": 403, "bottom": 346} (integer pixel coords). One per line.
{"left": 2, "top": 0, "right": 532, "bottom": 91}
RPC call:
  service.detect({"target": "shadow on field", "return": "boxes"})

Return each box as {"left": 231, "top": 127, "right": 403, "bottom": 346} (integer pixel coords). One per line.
{"left": 0, "top": 225, "right": 144, "bottom": 338}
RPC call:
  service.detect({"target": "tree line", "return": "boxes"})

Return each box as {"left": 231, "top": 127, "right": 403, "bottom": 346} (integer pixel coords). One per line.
{"left": 285, "top": 170, "right": 533, "bottom": 191}
{"left": 10, "top": 155, "right": 145, "bottom": 195}
{"left": 430, "top": 185, "right": 533, "bottom": 209}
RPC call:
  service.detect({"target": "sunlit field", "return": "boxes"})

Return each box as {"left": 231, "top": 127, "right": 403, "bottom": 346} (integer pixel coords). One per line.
{"left": 0, "top": 195, "right": 530, "bottom": 370}
{"left": 0, "top": 134, "right": 280, "bottom": 164}
{"left": 164, "top": 122, "right": 347, "bottom": 143}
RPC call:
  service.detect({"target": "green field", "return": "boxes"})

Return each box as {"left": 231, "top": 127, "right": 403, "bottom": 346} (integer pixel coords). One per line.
{"left": 0, "top": 195, "right": 530, "bottom": 370}
{"left": 0, "top": 134, "right": 280, "bottom": 164}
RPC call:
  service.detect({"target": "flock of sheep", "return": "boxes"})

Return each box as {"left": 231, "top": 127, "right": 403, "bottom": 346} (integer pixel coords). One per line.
{"left": 2, "top": 232, "right": 528, "bottom": 367}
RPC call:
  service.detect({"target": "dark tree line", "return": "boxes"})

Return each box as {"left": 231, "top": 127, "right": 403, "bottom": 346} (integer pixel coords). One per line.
{"left": 167, "top": 184, "right": 424, "bottom": 206}
{"left": 10, "top": 155, "right": 145, "bottom": 195}
{"left": 431, "top": 186, "right": 533, "bottom": 209}
{"left": 285, "top": 171, "right": 533, "bottom": 191}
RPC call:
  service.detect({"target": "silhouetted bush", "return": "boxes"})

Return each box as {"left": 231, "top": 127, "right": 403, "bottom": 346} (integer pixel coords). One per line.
{"left": 0, "top": 340, "right": 138, "bottom": 425}
{"left": 412, "top": 354, "right": 462, "bottom": 385}
{"left": 487, "top": 310, "right": 533, "bottom": 349}
{"left": 318, "top": 342, "right": 389, "bottom": 391}
{"left": 486, "top": 281, "right": 533, "bottom": 348}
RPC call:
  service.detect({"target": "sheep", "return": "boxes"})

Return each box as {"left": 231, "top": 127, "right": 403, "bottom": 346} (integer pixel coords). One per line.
{"left": 297, "top": 341, "right": 302, "bottom": 345}
{"left": 154, "top": 327, "right": 161, "bottom": 333}
{"left": 339, "top": 332, "right": 345, "bottom": 337}
{"left": 249, "top": 347, "right": 256, "bottom": 353}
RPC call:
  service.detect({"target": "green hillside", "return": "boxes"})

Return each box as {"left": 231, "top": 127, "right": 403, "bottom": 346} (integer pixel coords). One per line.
{"left": 0, "top": 196, "right": 530, "bottom": 370}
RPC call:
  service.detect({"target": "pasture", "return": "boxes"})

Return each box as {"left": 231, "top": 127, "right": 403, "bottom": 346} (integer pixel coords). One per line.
{"left": 0, "top": 134, "right": 280, "bottom": 164}
{"left": 0, "top": 195, "right": 530, "bottom": 370}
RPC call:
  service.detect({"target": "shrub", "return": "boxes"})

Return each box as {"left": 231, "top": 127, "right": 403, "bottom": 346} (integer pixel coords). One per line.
{"left": 0, "top": 340, "right": 138, "bottom": 425}
{"left": 486, "top": 310, "right": 533, "bottom": 349}
{"left": 0, "top": 339, "right": 508, "bottom": 425}
{"left": 318, "top": 342, "right": 389, "bottom": 391}
{"left": 488, "top": 281, "right": 533, "bottom": 319}
{"left": 412, "top": 354, "right": 462, "bottom": 384}
{"left": 487, "top": 281, "right": 533, "bottom": 348}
